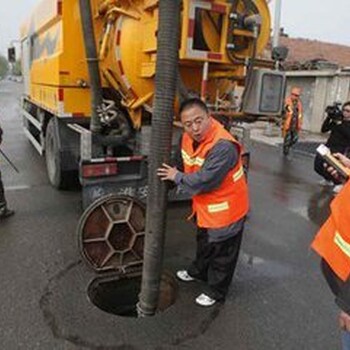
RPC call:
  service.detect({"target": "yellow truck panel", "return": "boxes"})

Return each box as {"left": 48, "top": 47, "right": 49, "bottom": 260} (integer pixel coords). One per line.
{"left": 19, "top": 0, "right": 285, "bottom": 192}
{"left": 21, "top": 0, "right": 273, "bottom": 123}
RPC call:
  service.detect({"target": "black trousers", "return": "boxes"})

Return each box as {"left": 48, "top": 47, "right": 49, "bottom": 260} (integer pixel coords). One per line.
{"left": 187, "top": 227, "right": 243, "bottom": 301}
{"left": 0, "top": 169, "right": 6, "bottom": 209}
{"left": 283, "top": 129, "right": 299, "bottom": 148}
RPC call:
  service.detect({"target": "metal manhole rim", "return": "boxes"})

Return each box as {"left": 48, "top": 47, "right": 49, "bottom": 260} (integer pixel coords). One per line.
{"left": 77, "top": 194, "right": 146, "bottom": 274}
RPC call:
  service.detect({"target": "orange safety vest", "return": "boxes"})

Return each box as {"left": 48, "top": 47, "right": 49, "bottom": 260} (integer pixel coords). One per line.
{"left": 181, "top": 118, "right": 249, "bottom": 228}
{"left": 311, "top": 180, "right": 350, "bottom": 281}
{"left": 282, "top": 97, "right": 303, "bottom": 136}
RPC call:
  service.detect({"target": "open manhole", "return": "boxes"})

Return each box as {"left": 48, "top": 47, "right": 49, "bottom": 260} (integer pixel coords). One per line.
{"left": 88, "top": 271, "right": 178, "bottom": 317}
{"left": 78, "top": 195, "right": 178, "bottom": 317}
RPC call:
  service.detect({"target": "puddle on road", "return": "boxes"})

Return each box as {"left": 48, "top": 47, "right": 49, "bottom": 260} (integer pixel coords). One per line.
{"left": 5, "top": 185, "right": 30, "bottom": 191}
{"left": 240, "top": 253, "right": 292, "bottom": 279}
{"left": 289, "top": 206, "right": 309, "bottom": 221}
{"left": 243, "top": 254, "right": 265, "bottom": 266}
{"left": 271, "top": 183, "right": 333, "bottom": 225}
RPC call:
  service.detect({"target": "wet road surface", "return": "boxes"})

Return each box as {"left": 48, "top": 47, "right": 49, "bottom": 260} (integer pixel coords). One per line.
{"left": 0, "top": 80, "right": 340, "bottom": 349}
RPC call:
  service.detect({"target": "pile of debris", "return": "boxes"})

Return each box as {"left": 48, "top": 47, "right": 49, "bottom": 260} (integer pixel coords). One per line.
{"left": 284, "top": 59, "right": 339, "bottom": 71}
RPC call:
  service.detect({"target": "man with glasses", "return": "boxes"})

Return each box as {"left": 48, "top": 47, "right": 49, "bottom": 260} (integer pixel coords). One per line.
{"left": 282, "top": 87, "right": 303, "bottom": 156}
{"left": 314, "top": 101, "right": 350, "bottom": 193}
{"left": 157, "top": 98, "right": 249, "bottom": 307}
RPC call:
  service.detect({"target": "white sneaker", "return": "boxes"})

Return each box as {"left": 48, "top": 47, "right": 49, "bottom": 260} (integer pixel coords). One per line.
{"left": 195, "top": 293, "right": 217, "bottom": 307}
{"left": 319, "top": 179, "right": 333, "bottom": 186}
{"left": 333, "top": 184, "right": 344, "bottom": 193}
{"left": 176, "top": 270, "right": 195, "bottom": 282}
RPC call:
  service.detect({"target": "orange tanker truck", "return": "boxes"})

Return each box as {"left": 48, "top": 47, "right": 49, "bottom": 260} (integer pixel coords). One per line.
{"left": 13, "top": 0, "right": 286, "bottom": 208}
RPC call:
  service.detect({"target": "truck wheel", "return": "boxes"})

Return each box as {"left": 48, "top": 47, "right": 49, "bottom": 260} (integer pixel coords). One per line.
{"left": 45, "top": 118, "right": 70, "bottom": 189}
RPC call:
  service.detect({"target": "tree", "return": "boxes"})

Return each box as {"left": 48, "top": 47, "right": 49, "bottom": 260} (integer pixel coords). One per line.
{"left": 0, "top": 55, "right": 9, "bottom": 78}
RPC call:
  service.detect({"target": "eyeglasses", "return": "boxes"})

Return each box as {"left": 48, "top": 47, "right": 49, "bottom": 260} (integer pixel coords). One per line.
{"left": 291, "top": 93, "right": 300, "bottom": 97}
{"left": 343, "top": 109, "right": 350, "bottom": 113}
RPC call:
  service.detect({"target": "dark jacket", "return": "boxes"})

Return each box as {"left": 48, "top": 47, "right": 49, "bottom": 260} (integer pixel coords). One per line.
{"left": 322, "top": 259, "right": 350, "bottom": 314}
{"left": 321, "top": 117, "right": 350, "bottom": 154}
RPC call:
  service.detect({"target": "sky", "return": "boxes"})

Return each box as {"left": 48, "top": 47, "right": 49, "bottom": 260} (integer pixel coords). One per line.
{"left": 270, "top": 0, "right": 350, "bottom": 47}
{"left": 0, "top": 0, "right": 349, "bottom": 56}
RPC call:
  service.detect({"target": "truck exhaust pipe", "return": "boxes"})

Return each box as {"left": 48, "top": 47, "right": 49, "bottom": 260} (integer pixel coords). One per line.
{"left": 79, "top": 0, "right": 103, "bottom": 134}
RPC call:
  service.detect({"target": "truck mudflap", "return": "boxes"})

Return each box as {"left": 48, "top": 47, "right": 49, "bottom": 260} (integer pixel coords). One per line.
{"left": 80, "top": 156, "right": 190, "bottom": 209}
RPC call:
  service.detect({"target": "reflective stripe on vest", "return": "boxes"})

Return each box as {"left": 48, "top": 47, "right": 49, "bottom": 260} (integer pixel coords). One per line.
{"left": 233, "top": 166, "right": 244, "bottom": 182}
{"left": 208, "top": 201, "right": 229, "bottom": 213}
{"left": 334, "top": 231, "right": 350, "bottom": 259}
{"left": 181, "top": 150, "right": 205, "bottom": 167}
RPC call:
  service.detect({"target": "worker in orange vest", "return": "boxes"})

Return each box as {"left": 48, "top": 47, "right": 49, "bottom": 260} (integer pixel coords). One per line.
{"left": 282, "top": 87, "right": 303, "bottom": 155}
{"left": 311, "top": 152, "right": 350, "bottom": 349}
{"left": 157, "top": 97, "right": 249, "bottom": 307}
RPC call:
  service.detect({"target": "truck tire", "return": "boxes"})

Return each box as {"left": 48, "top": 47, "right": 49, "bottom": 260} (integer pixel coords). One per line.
{"left": 45, "top": 118, "right": 70, "bottom": 189}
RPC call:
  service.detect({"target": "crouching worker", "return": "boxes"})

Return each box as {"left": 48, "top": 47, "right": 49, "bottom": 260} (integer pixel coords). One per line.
{"left": 0, "top": 125, "right": 14, "bottom": 220}
{"left": 157, "top": 98, "right": 249, "bottom": 307}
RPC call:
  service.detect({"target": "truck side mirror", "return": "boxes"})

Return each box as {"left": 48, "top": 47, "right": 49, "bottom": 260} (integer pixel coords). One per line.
{"left": 271, "top": 46, "right": 288, "bottom": 62}
{"left": 8, "top": 47, "right": 16, "bottom": 63}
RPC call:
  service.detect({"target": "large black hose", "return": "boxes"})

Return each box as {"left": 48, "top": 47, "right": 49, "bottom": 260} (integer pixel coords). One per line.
{"left": 79, "top": 0, "right": 103, "bottom": 133}
{"left": 137, "top": 0, "right": 181, "bottom": 317}
{"left": 80, "top": 1, "right": 133, "bottom": 147}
